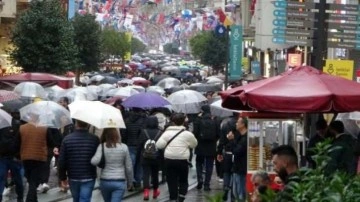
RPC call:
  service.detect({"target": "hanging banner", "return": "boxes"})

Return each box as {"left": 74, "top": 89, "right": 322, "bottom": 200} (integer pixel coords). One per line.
{"left": 68, "top": 0, "right": 76, "bottom": 19}
{"left": 229, "top": 25, "right": 243, "bottom": 80}
{"left": 323, "top": 59, "right": 354, "bottom": 80}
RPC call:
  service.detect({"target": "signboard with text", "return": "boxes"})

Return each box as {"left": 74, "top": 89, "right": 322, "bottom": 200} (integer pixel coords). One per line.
{"left": 229, "top": 25, "right": 243, "bottom": 80}
{"left": 323, "top": 60, "right": 354, "bottom": 80}
{"left": 288, "top": 54, "right": 302, "bottom": 67}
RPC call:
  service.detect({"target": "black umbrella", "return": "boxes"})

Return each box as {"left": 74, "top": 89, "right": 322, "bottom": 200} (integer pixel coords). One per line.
{"left": 2, "top": 98, "right": 30, "bottom": 113}
{"left": 152, "top": 75, "right": 171, "bottom": 84}
{"left": 189, "top": 83, "right": 222, "bottom": 92}
{"left": 99, "top": 76, "right": 119, "bottom": 84}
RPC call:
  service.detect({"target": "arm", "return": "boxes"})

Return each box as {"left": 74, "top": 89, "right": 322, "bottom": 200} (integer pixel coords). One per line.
{"left": 156, "top": 132, "right": 167, "bottom": 150}
{"left": 187, "top": 132, "right": 198, "bottom": 149}
{"left": 124, "top": 146, "right": 134, "bottom": 186}
{"left": 90, "top": 145, "right": 102, "bottom": 166}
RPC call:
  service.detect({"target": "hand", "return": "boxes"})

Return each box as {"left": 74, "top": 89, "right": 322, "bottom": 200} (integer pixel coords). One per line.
{"left": 127, "top": 184, "right": 134, "bottom": 191}
{"left": 226, "top": 131, "right": 234, "bottom": 140}
{"left": 53, "top": 147, "right": 59, "bottom": 155}
{"left": 60, "top": 180, "right": 69, "bottom": 190}
{"left": 217, "top": 154, "right": 223, "bottom": 162}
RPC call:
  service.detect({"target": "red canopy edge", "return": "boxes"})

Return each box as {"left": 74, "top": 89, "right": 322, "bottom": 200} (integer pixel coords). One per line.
{"left": 0, "top": 73, "right": 73, "bottom": 89}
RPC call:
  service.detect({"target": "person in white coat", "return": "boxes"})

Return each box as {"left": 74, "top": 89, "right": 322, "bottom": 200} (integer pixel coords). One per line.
{"left": 156, "top": 113, "right": 197, "bottom": 202}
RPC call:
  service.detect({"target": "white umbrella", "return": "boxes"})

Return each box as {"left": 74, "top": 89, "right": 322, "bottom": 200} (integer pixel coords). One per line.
{"left": 90, "top": 75, "right": 105, "bottom": 82}
{"left": 45, "top": 85, "right": 65, "bottom": 101}
{"left": 157, "top": 78, "right": 181, "bottom": 89}
{"left": 147, "top": 86, "right": 165, "bottom": 95}
{"left": 0, "top": 109, "right": 12, "bottom": 129}
{"left": 98, "top": 84, "right": 116, "bottom": 96}
{"left": 86, "top": 85, "right": 102, "bottom": 96}
{"left": 14, "top": 82, "right": 46, "bottom": 98}
{"left": 206, "top": 77, "right": 224, "bottom": 84}
{"left": 161, "top": 66, "right": 179, "bottom": 72}
{"left": 69, "top": 101, "right": 126, "bottom": 129}
{"left": 106, "top": 86, "right": 139, "bottom": 98}
{"left": 20, "top": 101, "right": 72, "bottom": 128}
{"left": 61, "top": 87, "right": 98, "bottom": 101}
{"left": 131, "top": 77, "right": 146, "bottom": 81}
{"left": 79, "top": 76, "right": 91, "bottom": 85}
{"left": 337, "top": 112, "right": 360, "bottom": 121}
{"left": 132, "top": 85, "right": 145, "bottom": 92}
{"left": 167, "top": 90, "right": 207, "bottom": 114}
{"left": 210, "top": 99, "right": 240, "bottom": 117}
{"left": 118, "top": 78, "right": 134, "bottom": 85}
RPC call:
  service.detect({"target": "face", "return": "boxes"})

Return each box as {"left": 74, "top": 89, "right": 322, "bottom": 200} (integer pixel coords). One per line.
{"left": 236, "top": 118, "right": 245, "bottom": 131}
{"left": 272, "top": 154, "right": 289, "bottom": 182}
{"left": 58, "top": 99, "right": 68, "bottom": 108}
{"left": 252, "top": 176, "right": 269, "bottom": 190}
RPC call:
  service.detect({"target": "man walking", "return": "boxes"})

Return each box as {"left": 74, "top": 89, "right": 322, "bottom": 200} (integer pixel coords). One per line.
{"left": 58, "top": 120, "right": 99, "bottom": 202}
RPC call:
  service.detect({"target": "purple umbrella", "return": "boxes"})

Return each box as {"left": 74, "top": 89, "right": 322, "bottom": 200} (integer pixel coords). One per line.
{"left": 122, "top": 92, "right": 170, "bottom": 109}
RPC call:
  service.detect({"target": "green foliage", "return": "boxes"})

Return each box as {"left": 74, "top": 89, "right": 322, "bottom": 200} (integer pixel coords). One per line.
{"left": 189, "top": 31, "right": 226, "bottom": 70}
{"left": 261, "top": 140, "right": 360, "bottom": 202}
{"left": 131, "top": 37, "right": 147, "bottom": 54}
{"left": 10, "top": 0, "right": 78, "bottom": 74}
{"left": 100, "top": 28, "right": 131, "bottom": 63}
{"left": 163, "top": 42, "right": 179, "bottom": 54}
{"left": 72, "top": 13, "right": 101, "bottom": 72}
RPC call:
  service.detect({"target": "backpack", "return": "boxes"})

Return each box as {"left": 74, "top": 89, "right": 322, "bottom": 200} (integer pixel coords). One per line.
{"left": 0, "top": 120, "right": 20, "bottom": 156}
{"left": 199, "top": 117, "right": 217, "bottom": 141}
{"left": 143, "top": 130, "right": 161, "bottom": 159}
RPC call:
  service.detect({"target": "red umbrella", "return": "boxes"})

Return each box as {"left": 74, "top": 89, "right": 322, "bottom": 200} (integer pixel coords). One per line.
{"left": 220, "top": 66, "right": 360, "bottom": 113}
{"left": 65, "top": 71, "right": 75, "bottom": 77}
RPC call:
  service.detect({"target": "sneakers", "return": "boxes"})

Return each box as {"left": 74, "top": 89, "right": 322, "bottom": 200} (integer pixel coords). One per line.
{"left": 37, "top": 183, "right": 50, "bottom": 194}
{"left": 217, "top": 177, "right": 224, "bottom": 183}
{"left": 143, "top": 188, "right": 150, "bottom": 201}
{"left": 2, "top": 187, "right": 10, "bottom": 196}
{"left": 153, "top": 188, "right": 160, "bottom": 199}
{"left": 196, "top": 183, "right": 203, "bottom": 190}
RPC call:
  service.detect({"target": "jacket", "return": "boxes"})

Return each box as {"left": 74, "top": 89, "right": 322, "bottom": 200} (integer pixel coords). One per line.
{"left": 0, "top": 119, "right": 21, "bottom": 158}
{"left": 156, "top": 126, "right": 197, "bottom": 160}
{"left": 91, "top": 143, "right": 133, "bottom": 185}
{"left": 193, "top": 113, "right": 219, "bottom": 157}
{"left": 124, "top": 112, "right": 146, "bottom": 147}
{"left": 232, "top": 133, "right": 247, "bottom": 174}
{"left": 58, "top": 129, "right": 100, "bottom": 181}
{"left": 217, "top": 116, "right": 237, "bottom": 154}
{"left": 139, "top": 116, "right": 163, "bottom": 163}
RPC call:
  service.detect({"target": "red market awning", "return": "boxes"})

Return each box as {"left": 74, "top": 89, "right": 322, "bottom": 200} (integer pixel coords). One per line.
{"left": 220, "top": 66, "right": 360, "bottom": 113}
{"left": 0, "top": 73, "right": 73, "bottom": 89}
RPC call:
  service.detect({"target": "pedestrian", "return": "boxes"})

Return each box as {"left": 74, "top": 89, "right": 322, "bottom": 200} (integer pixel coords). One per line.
{"left": 227, "top": 117, "right": 248, "bottom": 201}
{"left": 306, "top": 119, "right": 327, "bottom": 168}
{"left": 91, "top": 128, "right": 133, "bottom": 202}
{"left": 58, "top": 120, "right": 100, "bottom": 202}
{"left": 19, "top": 118, "right": 59, "bottom": 202}
{"left": 156, "top": 113, "right": 197, "bottom": 202}
{"left": 0, "top": 114, "right": 23, "bottom": 202}
{"left": 193, "top": 105, "right": 219, "bottom": 191}
{"left": 138, "top": 116, "right": 162, "bottom": 200}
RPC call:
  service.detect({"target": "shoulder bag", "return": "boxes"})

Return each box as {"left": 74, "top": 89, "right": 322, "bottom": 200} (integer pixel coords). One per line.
{"left": 98, "top": 143, "right": 106, "bottom": 169}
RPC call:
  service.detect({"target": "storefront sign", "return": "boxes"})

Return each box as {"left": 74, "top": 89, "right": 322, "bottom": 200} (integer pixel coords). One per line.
{"left": 251, "top": 61, "right": 261, "bottom": 76}
{"left": 288, "top": 54, "right": 302, "bottom": 67}
{"left": 323, "top": 59, "right": 354, "bottom": 80}
{"left": 229, "top": 25, "right": 243, "bottom": 79}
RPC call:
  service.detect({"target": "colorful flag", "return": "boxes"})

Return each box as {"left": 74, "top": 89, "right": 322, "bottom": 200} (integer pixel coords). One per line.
{"left": 216, "top": 8, "right": 233, "bottom": 27}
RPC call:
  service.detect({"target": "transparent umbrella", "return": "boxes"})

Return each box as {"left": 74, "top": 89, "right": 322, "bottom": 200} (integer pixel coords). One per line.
{"left": 14, "top": 82, "right": 46, "bottom": 98}
{"left": 106, "top": 86, "right": 139, "bottom": 98}
{"left": 61, "top": 87, "right": 98, "bottom": 101}
{"left": 157, "top": 78, "right": 181, "bottom": 89}
{"left": 0, "top": 109, "right": 12, "bottom": 129}
{"left": 19, "top": 101, "right": 72, "bottom": 128}
{"left": 45, "top": 85, "right": 65, "bottom": 101}
{"left": 167, "top": 90, "right": 207, "bottom": 114}
{"left": 147, "top": 86, "right": 165, "bottom": 95}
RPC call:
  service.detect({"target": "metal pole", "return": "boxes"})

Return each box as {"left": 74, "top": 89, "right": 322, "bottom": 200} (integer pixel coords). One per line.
{"left": 313, "top": 0, "right": 327, "bottom": 69}
{"left": 224, "top": 25, "right": 230, "bottom": 90}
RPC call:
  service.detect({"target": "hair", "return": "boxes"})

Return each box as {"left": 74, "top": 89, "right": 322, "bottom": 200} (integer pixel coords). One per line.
{"left": 76, "top": 119, "right": 89, "bottom": 128}
{"left": 101, "top": 128, "right": 121, "bottom": 148}
{"left": 113, "top": 99, "right": 123, "bottom": 107}
{"left": 271, "top": 145, "right": 298, "bottom": 167}
{"left": 240, "top": 117, "right": 248, "bottom": 129}
{"left": 60, "top": 97, "right": 70, "bottom": 104}
{"left": 251, "top": 170, "right": 270, "bottom": 183}
{"left": 329, "top": 121, "right": 345, "bottom": 134}
{"left": 316, "top": 119, "right": 328, "bottom": 130}
{"left": 171, "top": 113, "right": 186, "bottom": 126}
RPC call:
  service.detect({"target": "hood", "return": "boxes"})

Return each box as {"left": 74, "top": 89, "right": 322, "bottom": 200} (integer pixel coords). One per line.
{"left": 146, "top": 116, "right": 159, "bottom": 129}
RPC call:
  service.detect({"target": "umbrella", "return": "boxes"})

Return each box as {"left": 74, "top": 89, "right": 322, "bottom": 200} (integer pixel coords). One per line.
{"left": 131, "top": 85, "right": 146, "bottom": 92}
{"left": 190, "top": 83, "right": 222, "bottom": 92}
{"left": 210, "top": 99, "right": 240, "bottom": 117}
{"left": 19, "top": 101, "right": 72, "bottom": 128}
{"left": 168, "top": 84, "right": 190, "bottom": 93}
{"left": 133, "top": 80, "right": 151, "bottom": 87}
{"left": 86, "top": 85, "right": 101, "bottom": 96}
{"left": 90, "top": 75, "right": 105, "bottom": 82}
{"left": 167, "top": 90, "right": 207, "bottom": 114}
{"left": 104, "top": 97, "right": 124, "bottom": 105}
{"left": 2, "top": 99, "right": 29, "bottom": 112}
{"left": 79, "top": 76, "right": 91, "bottom": 85}
{"left": 69, "top": 101, "right": 126, "bottom": 129}
{"left": 206, "top": 77, "right": 224, "bottom": 84}
{"left": 118, "top": 78, "right": 134, "bottom": 85}
{"left": 106, "top": 86, "right": 140, "bottom": 98}
{"left": 0, "top": 109, "right": 12, "bottom": 129}
{"left": 162, "top": 66, "right": 179, "bottom": 72}
{"left": 152, "top": 75, "right": 171, "bottom": 83}
{"left": 131, "top": 77, "right": 146, "bottom": 81}
{"left": 60, "top": 87, "right": 97, "bottom": 101}
{"left": 13, "top": 82, "right": 46, "bottom": 98}
{"left": 0, "top": 90, "right": 21, "bottom": 103}
{"left": 147, "top": 86, "right": 165, "bottom": 95}
{"left": 220, "top": 66, "right": 360, "bottom": 113}
{"left": 98, "top": 84, "right": 116, "bottom": 96}
{"left": 157, "top": 78, "right": 181, "bottom": 89}
{"left": 122, "top": 92, "right": 170, "bottom": 109}
{"left": 336, "top": 112, "right": 360, "bottom": 121}
{"left": 99, "top": 76, "right": 119, "bottom": 84}
{"left": 45, "top": 85, "right": 65, "bottom": 101}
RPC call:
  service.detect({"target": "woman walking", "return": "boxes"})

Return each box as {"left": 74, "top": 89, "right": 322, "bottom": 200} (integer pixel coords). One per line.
{"left": 91, "top": 128, "right": 133, "bottom": 202}
{"left": 156, "top": 113, "right": 198, "bottom": 202}
{"left": 139, "top": 116, "right": 163, "bottom": 200}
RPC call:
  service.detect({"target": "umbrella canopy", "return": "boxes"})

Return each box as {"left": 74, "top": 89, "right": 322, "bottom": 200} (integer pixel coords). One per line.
{"left": 220, "top": 66, "right": 360, "bottom": 113}
{"left": 61, "top": 87, "right": 98, "bottom": 101}
{"left": 168, "top": 90, "right": 207, "bottom": 114}
{"left": 79, "top": 76, "right": 91, "bottom": 85}
{"left": 118, "top": 78, "right": 134, "bottom": 85}
{"left": 2, "top": 99, "right": 29, "bottom": 113}
{"left": 131, "top": 77, "right": 146, "bottom": 81}
{"left": 106, "top": 86, "right": 140, "bottom": 98}
{"left": 0, "top": 90, "right": 21, "bottom": 103}
{"left": 336, "top": 112, "right": 360, "bottom": 121}
{"left": 190, "top": 83, "right": 222, "bottom": 92}
{"left": 206, "top": 77, "right": 224, "bottom": 84}
{"left": 13, "top": 82, "right": 46, "bottom": 98}
{"left": 152, "top": 75, "right": 171, "bottom": 84}
{"left": 147, "top": 86, "right": 165, "bottom": 95}
{"left": 45, "top": 85, "right": 65, "bottom": 101}
{"left": 157, "top": 78, "right": 181, "bottom": 89}
{"left": 99, "top": 76, "right": 119, "bottom": 84}
{"left": 162, "top": 66, "right": 179, "bottom": 72}
{"left": 20, "top": 101, "right": 72, "bottom": 128}
{"left": 90, "top": 75, "right": 105, "bottom": 82}
{"left": 122, "top": 92, "right": 170, "bottom": 109}
{"left": 69, "top": 101, "right": 126, "bottom": 129}
{"left": 210, "top": 99, "right": 240, "bottom": 117}
{"left": 0, "top": 109, "right": 12, "bottom": 129}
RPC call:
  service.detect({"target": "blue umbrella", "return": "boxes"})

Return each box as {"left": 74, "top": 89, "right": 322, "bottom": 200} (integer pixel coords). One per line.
{"left": 122, "top": 92, "right": 170, "bottom": 109}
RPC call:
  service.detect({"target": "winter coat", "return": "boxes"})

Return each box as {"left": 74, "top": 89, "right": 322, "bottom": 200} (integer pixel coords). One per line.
{"left": 124, "top": 112, "right": 146, "bottom": 147}
{"left": 217, "top": 116, "right": 238, "bottom": 154}
{"left": 156, "top": 126, "right": 197, "bottom": 160}
{"left": 231, "top": 133, "right": 247, "bottom": 175}
{"left": 139, "top": 116, "right": 163, "bottom": 164}
{"left": 193, "top": 113, "right": 219, "bottom": 157}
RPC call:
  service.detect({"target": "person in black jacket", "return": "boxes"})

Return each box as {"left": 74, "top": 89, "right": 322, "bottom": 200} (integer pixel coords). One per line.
{"left": 139, "top": 116, "right": 162, "bottom": 200}
{"left": 193, "top": 105, "right": 219, "bottom": 191}
{"left": 123, "top": 109, "right": 147, "bottom": 189}
{"left": 58, "top": 120, "right": 100, "bottom": 202}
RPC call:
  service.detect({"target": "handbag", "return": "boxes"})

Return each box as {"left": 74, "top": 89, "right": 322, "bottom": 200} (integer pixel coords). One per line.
{"left": 98, "top": 143, "right": 106, "bottom": 169}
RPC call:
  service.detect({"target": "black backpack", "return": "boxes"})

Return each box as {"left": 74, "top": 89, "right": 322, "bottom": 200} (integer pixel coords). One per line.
{"left": 0, "top": 120, "right": 20, "bottom": 156}
{"left": 142, "top": 130, "right": 161, "bottom": 159}
{"left": 199, "top": 117, "right": 217, "bottom": 141}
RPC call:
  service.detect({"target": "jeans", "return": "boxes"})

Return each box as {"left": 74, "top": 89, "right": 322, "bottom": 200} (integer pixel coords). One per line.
{"left": 100, "top": 180, "right": 126, "bottom": 202}
{"left": 232, "top": 173, "right": 246, "bottom": 200}
{"left": 0, "top": 157, "right": 24, "bottom": 202}
{"left": 69, "top": 179, "right": 95, "bottom": 202}
{"left": 196, "top": 155, "right": 214, "bottom": 186}
{"left": 128, "top": 146, "right": 142, "bottom": 186}
{"left": 165, "top": 159, "right": 189, "bottom": 201}
{"left": 23, "top": 160, "right": 46, "bottom": 202}
{"left": 142, "top": 161, "right": 159, "bottom": 189}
